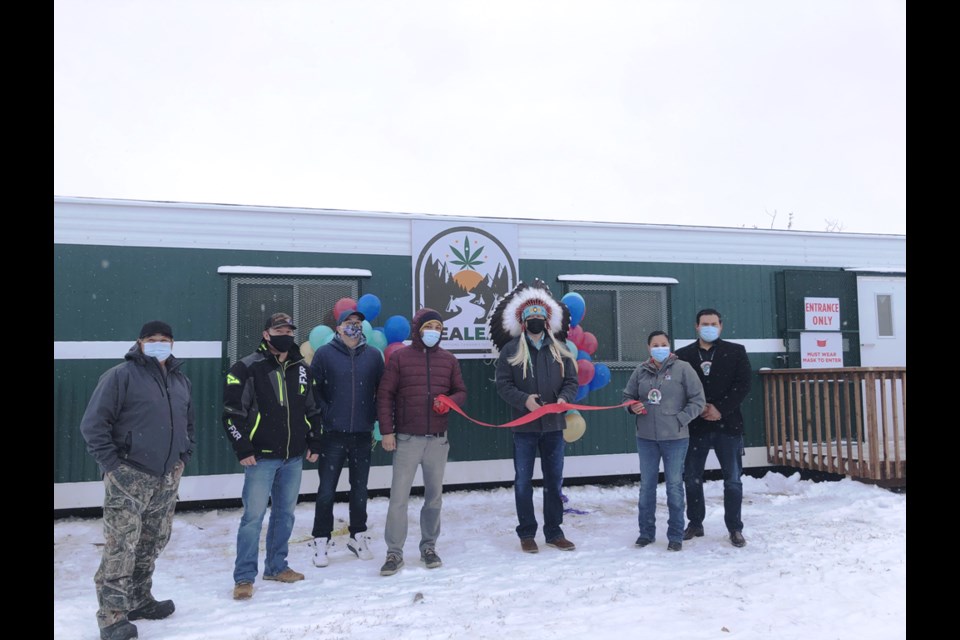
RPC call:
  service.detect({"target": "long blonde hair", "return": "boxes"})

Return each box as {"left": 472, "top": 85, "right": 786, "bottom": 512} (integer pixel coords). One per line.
{"left": 508, "top": 334, "right": 578, "bottom": 379}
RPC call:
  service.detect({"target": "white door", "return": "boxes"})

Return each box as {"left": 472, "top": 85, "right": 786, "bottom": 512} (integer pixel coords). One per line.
{"left": 856, "top": 276, "right": 906, "bottom": 466}
{"left": 857, "top": 276, "right": 906, "bottom": 367}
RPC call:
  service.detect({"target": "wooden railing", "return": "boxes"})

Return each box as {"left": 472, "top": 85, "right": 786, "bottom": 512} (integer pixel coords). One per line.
{"left": 760, "top": 367, "right": 906, "bottom": 484}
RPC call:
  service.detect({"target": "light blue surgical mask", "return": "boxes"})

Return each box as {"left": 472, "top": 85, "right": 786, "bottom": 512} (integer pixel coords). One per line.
{"left": 698, "top": 326, "right": 720, "bottom": 343}
{"left": 421, "top": 330, "right": 441, "bottom": 347}
{"left": 143, "top": 342, "right": 172, "bottom": 362}
{"left": 650, "top": 346, "right": 671, "bottom": 363}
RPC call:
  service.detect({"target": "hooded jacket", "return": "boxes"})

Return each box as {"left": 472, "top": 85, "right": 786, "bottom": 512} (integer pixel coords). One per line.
{"left": 675, "top": 338, "right": 752, "bottom": 435}
{"left": 311, "top": 334, "right": 384, "bottom": 433}
{"left": 222, "top": 339, "right": 322, "bottom": 461}
{"left": 80, "top": 344, "right": 195, "bottom": 477}
{"left": 621, "top": 354, "right": 706, "bottom": 441}
{"left": 376, "top": 308, "right": 467, "bottom": 436}
{"left": 495, "top": 332, "right": 579, "bottom": 433}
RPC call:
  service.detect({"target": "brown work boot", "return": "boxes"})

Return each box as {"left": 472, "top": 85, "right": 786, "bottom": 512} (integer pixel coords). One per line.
{"left": 520, "top": 538, "right": 539, "bottom": 553}
{"left": 233, "top": 583, "right": 254, "bottom": 600}
{"left": 546, "top": 536, "right": 576, "bottom": 551}
{"left": 264, "top": 567, "right": 305, "bottom": 582}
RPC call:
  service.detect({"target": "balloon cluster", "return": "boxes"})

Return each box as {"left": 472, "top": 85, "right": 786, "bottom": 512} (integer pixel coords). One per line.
{"left": 300, "top": 294, "right": 412, "bottom": 368}
{"left": 560, "top": 292, "right": 612, "bottom": 443}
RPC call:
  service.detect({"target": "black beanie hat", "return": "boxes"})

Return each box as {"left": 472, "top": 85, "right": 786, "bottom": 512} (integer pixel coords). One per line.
{"left": 139, "top": 320, "right": 174, "bottom": 340}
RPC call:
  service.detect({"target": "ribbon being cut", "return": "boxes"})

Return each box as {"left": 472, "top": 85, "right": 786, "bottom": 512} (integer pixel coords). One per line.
{"left": 433, "top": 394, "right": 639, "bottom": 428}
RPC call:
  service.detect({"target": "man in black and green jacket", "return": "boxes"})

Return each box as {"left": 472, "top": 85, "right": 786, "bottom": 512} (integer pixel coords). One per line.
{"left": 222, "top": 312, "right": 322, "bottom": 600}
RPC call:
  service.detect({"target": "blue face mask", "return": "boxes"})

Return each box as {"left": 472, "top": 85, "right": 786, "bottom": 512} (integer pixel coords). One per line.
{"left": 698, "top": 326, "right": 720, "bottom": 343}
{"left": 342, "top": 324, "right": 363, "bottom": 340}
{"left": 143, "top": 342, "right": 172, "bottom": 362}
{"left": 421, "top": 330, "right": 441, "bottom": 347}
{"left": 650, "top": 346, "right": 671, "bottom": 363}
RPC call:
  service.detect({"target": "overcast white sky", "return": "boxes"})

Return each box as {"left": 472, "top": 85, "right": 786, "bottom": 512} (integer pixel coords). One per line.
{"left": 54, "top": 1, "right": 905, "bottom": 235}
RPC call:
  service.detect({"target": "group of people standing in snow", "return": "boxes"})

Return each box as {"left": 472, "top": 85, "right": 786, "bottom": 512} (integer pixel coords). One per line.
{"left": 78, "top": 283, "right": 751, "bottom": 640}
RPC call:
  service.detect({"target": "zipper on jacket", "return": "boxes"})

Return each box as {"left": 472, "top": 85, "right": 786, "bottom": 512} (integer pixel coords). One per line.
{"left": 425, "top": 347, "right": 432, "bottom": 434}
{"left": 281, "top": 360, "right": 292, "bottom": 459}
{"left": 350, "top": 347, "right": 356, "bottom": 432}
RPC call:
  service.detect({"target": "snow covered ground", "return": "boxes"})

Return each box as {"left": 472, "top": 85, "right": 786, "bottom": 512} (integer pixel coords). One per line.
{"left": 54, "top": 472, "right": 905, "bottom": 640}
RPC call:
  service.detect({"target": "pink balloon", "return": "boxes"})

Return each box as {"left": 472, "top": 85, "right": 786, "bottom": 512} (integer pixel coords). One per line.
{"left": 384, "top": 342, "right": 406, "bottom": 365}
{"left": 568, "top": 325, "right": 585, "bottom": 349}
{"left": 576, "top": 359, "right": 595, "bottom": 386}
{"left": 332, "top": 297, "right": 357, "bottom": 321}
{"left": 581, "top": 331, "right": 599, "bottom": 356}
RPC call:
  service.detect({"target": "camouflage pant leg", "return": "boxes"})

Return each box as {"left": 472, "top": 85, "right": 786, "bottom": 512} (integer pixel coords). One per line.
{"left": 129, "top": 462, "right": 183, "bottom": 607}
{"left": 94, "top": 463, "right": 179, "bottom": 628}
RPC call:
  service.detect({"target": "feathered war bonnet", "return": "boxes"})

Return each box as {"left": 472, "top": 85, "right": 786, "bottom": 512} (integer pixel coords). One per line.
{"left": 488, "top": 278, "right": 571, "bottom": 352}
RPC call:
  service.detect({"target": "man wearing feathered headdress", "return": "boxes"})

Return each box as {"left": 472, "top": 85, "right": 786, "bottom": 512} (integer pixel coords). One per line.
{"left": 491, "top": 279, "right": 579, "bottom": 554}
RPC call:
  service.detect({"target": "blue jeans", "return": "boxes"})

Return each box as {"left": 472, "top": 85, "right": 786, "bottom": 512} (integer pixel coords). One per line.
{"left": 234, "top": 456, "right": 303, "bottom": 584}
{"left": 311, "top": 431, "right": 372, "bottom": 539}
{"left": 513, "top": 430, "right": 566, "bottom": 541}
{"left": 636, "top": 437, "right": 689, "bottom": 543}
{"left": 684, "top": 430, "right": 744, "bottom": 533}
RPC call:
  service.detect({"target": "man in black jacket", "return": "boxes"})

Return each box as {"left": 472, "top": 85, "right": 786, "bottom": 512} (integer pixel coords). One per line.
{"left": 223, "top": 313, "right": 322, "bottom": 599}
{"left": 80, "top": 320, "right": 194, "bottom": 640}
{"left": 675, "top": 308, "right": 752, "bottom": 548}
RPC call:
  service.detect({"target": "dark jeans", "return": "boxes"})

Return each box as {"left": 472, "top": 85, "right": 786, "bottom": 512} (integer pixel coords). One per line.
{"left": 684, "top": 429, "right": 744, "bottom": 533}
{"left": 311, "top": 431, "right": 372, "bottom": 539}
{"left": 513, "top": 430, "right": 566, "bottom": 541}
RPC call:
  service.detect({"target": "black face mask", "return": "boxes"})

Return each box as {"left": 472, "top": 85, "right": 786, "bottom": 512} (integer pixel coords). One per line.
{"left": 525, "top": 318, "right": 546, "bottom": 334}
{"left": 268, "top": 334, "right": 295, "bottom": 353}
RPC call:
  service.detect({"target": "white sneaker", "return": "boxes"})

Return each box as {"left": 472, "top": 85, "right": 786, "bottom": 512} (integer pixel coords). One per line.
{"left": 346, "top": 533, "right": 374, "bottom": 560}
{"left": 312, "top": 537, "right": 332, "bottom": 567}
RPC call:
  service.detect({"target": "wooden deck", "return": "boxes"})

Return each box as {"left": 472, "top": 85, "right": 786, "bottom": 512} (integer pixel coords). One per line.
{"left": 761, "top": 367, "right": 906, "bottom": 486}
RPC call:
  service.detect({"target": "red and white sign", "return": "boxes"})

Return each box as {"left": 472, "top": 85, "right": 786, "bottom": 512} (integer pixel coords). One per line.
{"left": 800, "top": 332, "right": 843, "bottom": 369}
{"left": 804, "top": 297, "right": 841, "bottom": 330}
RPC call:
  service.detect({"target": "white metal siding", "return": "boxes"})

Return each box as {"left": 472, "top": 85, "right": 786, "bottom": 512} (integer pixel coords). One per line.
{"left": 55, "top": 196, "right": 905, "bottom": 269}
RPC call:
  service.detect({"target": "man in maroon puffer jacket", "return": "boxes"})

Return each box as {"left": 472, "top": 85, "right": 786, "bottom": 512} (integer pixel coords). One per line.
{"left": 376, "top": 308, "right": 467, "bottom": 576}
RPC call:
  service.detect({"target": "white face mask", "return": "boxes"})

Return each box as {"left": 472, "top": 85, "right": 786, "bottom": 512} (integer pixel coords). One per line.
{"left": 421, "top": 330, "right": 441, "bottom": 347}
{"left": 143, "top": 342, "right": 172, "bottom": 362}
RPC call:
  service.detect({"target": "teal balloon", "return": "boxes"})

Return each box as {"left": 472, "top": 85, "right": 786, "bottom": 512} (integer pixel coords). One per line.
{"left": 361, "top": 320, "right": 373, "bottom": 339}
{"left": 357, "top": 294, "right": 382, "bottom": 322}
{"left": 373, "top": 421, "right": 383, "bottom": 442}
{"left": 322, "top": 332, "right": 336, "bottom": 346}
{"left": 565, "top": 340, "right": 578, "bottom": 356}
{"left": 562, "top": 292, "right": 586, "bottom": 328}
{"left": 368, "top": 329, "right": 388, "bottom": 351}
{"left": 309, "top": 325, "right": 334, "bottom": 350}
{"left": 384, "top": 315, "right": 411, "bottom": 344}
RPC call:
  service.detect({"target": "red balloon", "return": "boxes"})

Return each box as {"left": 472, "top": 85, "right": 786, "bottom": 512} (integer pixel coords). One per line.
{"left": 581, "top": 331, "right": 599, "bottom": 355}
{"left": 332, "top": 297, "right": 357, "bottom": 321}
{"left": 576, "top": 359, "right": 595, "bottom": 386}
{"left": 568, "top": 325, "right": 585, "bottom": 348}
{"left": 384, "top": 342, "right": 406, "bottom": 365}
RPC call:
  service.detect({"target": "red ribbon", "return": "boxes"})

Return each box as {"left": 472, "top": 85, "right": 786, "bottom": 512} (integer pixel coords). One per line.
{"left": 434, "top": 394, "right": 637, "bottom": 429}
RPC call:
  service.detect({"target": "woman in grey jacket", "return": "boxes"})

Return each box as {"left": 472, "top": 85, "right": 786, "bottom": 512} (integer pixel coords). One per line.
{"left": 622, "top": 331, "right": 705, "bottom": 551}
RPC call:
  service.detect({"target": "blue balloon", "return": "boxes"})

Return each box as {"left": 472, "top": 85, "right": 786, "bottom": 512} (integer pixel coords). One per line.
{"left": 577, "top": 350, "right": 592, "bottom": 362}
{"left": 357, "top": 294, "right": 382, "bottom": 322}
{"left": 384, "top": 315, "right": 411, "bottom": 344}
{"left": 562, "top": 292, "right": 586, "bottom": 328}
{"left": 589, "top": 363, "right": 612, "bottom": 391}
{"left": 575, "top": 384, "right": 590, "bottom": 401}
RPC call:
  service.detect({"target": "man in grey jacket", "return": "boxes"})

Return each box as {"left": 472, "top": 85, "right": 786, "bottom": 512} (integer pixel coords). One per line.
{"left": 80, "top": 321, "right": 195, "bottom": 640}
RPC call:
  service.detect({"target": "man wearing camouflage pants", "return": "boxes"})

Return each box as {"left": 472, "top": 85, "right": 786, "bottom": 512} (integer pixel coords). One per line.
{"left": 80, "top": 321, "right": 195, "bottom": 640}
